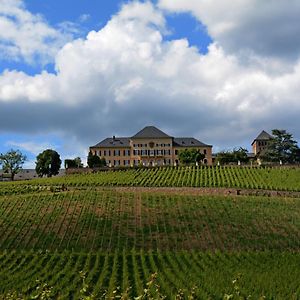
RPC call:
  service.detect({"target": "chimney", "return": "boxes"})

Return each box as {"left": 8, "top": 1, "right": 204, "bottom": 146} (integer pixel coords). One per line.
{"left": 113, "top": 135, "right": 116, "bottom": 141}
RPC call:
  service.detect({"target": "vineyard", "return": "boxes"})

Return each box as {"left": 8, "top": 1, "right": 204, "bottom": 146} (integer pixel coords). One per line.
{"left": 0, "top": 190, "right": 300, "bottom": 251}
{"left": 0, "top": 167, "right": 300, "bottom": 298}
{"left": 0, "top": 250, "right": 299, "bottom": 299}
{"left": 0, "top": 166, "right": 300, "bottom": 194}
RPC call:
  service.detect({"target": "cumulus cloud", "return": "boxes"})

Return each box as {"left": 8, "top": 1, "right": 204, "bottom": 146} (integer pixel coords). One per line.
{"left": 0, "top": 0, "right": 299, "bottom": 162}
{"left": 6, "top": 140, "right": 56, "bottom": 155}
{"left": 158, "top": 0, "right": 300, "bottom": 62}
{"left": 0, "top": 0, "right": 72, "bottom": 64}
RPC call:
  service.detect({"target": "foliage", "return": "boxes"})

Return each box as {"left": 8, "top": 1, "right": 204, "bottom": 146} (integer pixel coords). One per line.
{"left": 87, "top": 151, "right": 106, "bottom": 168}
{"left": 217, "top": 148, "right": 249, "bottom": 165}
{"left": 35, "top": 149, "right": 61, "bottom": 177}
{"left": 0, "top": 251, "right": 298, "bottom": 299}
{"left": 65, "top": 157, "right": 83, "bottom": 169}
{"left": 0, "top": 149, "right": 27, "bottom": 180}
{"left": 262, "top": 129, "right": 299, "bottom": 163}
{"left": 178, "top": 149, "right": 205, "bottom": 165}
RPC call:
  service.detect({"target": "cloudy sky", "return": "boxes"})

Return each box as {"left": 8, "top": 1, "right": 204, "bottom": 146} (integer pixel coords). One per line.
{"left": 0, "top": 0, "right": 300, "bottom": 167}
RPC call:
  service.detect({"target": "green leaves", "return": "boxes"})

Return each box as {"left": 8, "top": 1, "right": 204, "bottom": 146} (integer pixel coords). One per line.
{"left": 263, "top": 129, "right": 299, "bottom": 163}
{"left": 0, "top": 149, "right": 27, "bottom": 180}
{"left": 178, "top": 149, "right": 205, "bottom": 165}
{"left": 35, "top": 149, "right": 61, "bottom": 178}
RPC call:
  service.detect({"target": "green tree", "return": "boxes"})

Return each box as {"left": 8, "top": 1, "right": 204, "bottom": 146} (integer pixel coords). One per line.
{"left": 262, "top": 129, "right": 299, "bottom": 163}
{"left": 233, "top": 147, "right": 249, "bottom": 163}
{"left": 0, "top": 149, "right": 27, "bottom": 180}
{"left": 65, "top": 157, "right": 83, "bottom": 169}
{"left": 217, "top": 147, "right": 249, "bottom": 164}
{"left": 87, "top": 151, "right": 106, "bottom": 168}
{"left": 36, "top": 149, "right": 61, "bottom": 177}
{"left": 178, "top": 149, "right": 205, "bottom": 165}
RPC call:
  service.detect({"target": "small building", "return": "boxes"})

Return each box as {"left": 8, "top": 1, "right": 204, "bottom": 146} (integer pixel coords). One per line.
{"left": 90, "top": 126, "right": 213, "bottom": 167}
{"left": 251, "top": 130, "right": 273, "bottom": 156}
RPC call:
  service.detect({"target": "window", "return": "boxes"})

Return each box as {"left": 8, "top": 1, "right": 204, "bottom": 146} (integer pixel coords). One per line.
{"left": 99, "top": 150, "right": 102, "bottom": 156}
{"left": 204, "top": 149, "right": 207, "bottom": 155}
{"left": 175, "top": 150, "right": 178, "bottom": 155}
{"left": 104, "top": 150, "right": 107, "bottom": 156}
{"left": 108, "top": 150, "right": 111, "bottom": 156}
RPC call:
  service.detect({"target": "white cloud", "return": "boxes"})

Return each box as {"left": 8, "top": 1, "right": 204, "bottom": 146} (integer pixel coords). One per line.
{"left": 0, "top": 1, "right": 299, "bottom": 155}
{"left": 6, "top": 141, "right": 56, "bottom": 155}
{"left": 158, "top": 0, "right": 300, "bottom": 62}
{"left": 79, "top": 14, "right": 91, "bottom": 23}
{"left": 0, "top": 0, "right": 72, "bottom": 64}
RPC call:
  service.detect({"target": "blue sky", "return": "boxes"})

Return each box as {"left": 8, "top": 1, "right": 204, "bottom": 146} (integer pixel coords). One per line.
{"left": 0, "top": 0, "right": 299, "bottom": 167}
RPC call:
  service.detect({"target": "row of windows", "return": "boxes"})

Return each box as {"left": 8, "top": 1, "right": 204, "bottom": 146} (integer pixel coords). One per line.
{"left": 107, "top": 160, "right": 131, "bottom": 166}
{"left": 95, "top": 148, "right": 208, "bottom": 157}
{"left": 133, "top": 143, "right": 171, "bottom": 147}
{"left": 107, "top": 159, "right": 173, "bottom": 167}
{"left": 258, "top": 141, "right": 268, "bottom": 146}
{"left": 95, "top": 150, "right": 131, "bottom": 157}
{"left": 133, "top": 149, "right": 172, "bottom": 156}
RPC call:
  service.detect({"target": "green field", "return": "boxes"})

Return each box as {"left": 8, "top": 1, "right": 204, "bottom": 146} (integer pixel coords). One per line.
{"left": 0, "top": 167, "right": 300, "bottom": 299}
{"left": 1, "top": 190, "right": 300, "bottom": 251}
{"left": 1, "top": 250, "right": 299, "bottom": 299}
{"left": 1, "top": 166, "right": 300, "bottom": 195}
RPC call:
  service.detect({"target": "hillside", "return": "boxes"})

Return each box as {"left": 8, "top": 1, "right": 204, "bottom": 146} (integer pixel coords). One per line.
{"left": 0, "top": 167, "right": 300, "bottom": 298}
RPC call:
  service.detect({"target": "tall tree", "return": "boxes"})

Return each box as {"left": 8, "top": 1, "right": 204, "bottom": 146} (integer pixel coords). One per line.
{"left": 0, "top": 149, "right": 27, "bottom": 180}
{"left": 217, "top": 147, "right": 249, "bottom": 164}
{"left": 178, "top": 149, "right": 205, "bottom": 165}
{"left": 87, "top": 151, "right": 106, "bottom": 168}
{"left": 263, "top": 129, "right": 299, "bottom": 163}
{"left": 65, "top": 157, "right": 83, "bottom": 169}
{"left": 36, "top": 149, "right": 61, "bottom": 177}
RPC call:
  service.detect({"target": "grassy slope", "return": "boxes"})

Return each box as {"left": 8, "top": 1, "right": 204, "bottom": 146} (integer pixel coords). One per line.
{"left": 1, "top": 166, "right": 300, "bottom": 193}
{"left": 0, "top": 168, "right": 300, "bottom": 298}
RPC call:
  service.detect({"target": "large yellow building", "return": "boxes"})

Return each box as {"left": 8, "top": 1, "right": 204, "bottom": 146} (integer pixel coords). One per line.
{"left": 90, "top": 126, "right": 213, "bottom": 167}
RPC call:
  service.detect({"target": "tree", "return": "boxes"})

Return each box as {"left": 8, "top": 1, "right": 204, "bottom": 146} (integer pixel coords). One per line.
{"left": 262, "top": 129, "right": 299, "bottom": 163}
{"left": 0, "top": 149, "right": 27, "bottom": 180}
{"left": 217, "top": 147, "right": 249, "bottom": 165}
{"left": 65, "top": 157, "right": 83, "bottom": 169}
{"left": 36, "top": 149, "right": 61, "bottom": 177}
{"left": 178, "top": 149, "right": 205, "bottom": 165}
{"left": 87, "top": 151, "right": 106, "bottom": 168}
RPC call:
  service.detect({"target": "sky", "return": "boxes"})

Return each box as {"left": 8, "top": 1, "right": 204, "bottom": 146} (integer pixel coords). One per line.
{"left": 0, "top": 0, "right": 300, "bottom": 168}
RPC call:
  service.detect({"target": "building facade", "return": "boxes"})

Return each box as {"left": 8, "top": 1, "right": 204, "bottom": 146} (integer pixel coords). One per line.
{"left": 251, "top": 130, "right": 272, "bottom": 156}
{"left": 90, "top": 126, "right": 213, "bottom": 167}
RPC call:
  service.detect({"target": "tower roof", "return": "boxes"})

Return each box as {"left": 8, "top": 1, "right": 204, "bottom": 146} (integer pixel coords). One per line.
{"left": 251, "top": 130, "right": 272, "bottom": 145}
